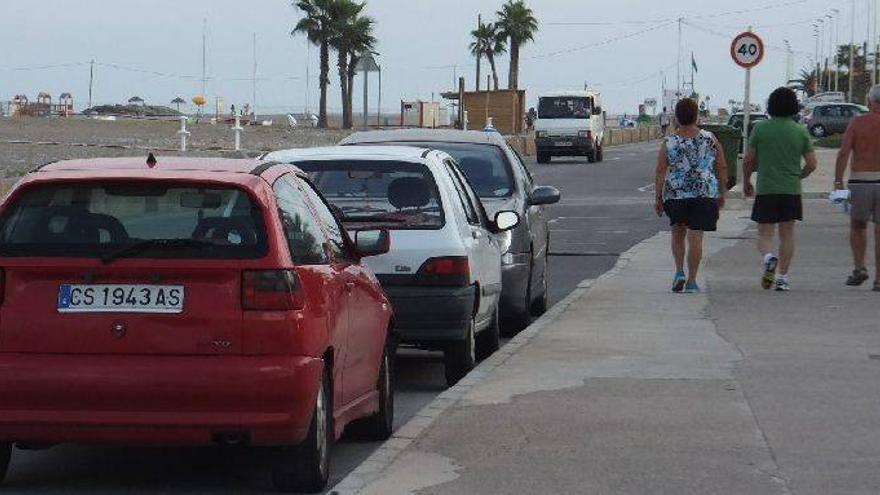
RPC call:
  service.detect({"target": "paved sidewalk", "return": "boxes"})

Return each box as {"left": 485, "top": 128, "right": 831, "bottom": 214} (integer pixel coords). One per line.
{"left": 334, "top": 198, "right": 880, "bottom": 495}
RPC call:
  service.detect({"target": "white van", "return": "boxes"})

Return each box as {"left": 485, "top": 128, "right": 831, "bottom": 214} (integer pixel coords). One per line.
{"left": 534, "top": 90, "right": 605, "bottom": 164}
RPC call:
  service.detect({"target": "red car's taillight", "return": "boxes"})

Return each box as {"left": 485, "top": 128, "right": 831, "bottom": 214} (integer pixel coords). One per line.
{"left": 416, "top": 257, "right": 470, "bottom": 287}
{"left": 242, "top": 270, "right": 305, "bottom": 310}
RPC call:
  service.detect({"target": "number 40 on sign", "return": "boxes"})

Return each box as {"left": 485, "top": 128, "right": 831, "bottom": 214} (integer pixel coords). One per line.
{"left": 730, "top": 32, "right": 765, "bottom": 69}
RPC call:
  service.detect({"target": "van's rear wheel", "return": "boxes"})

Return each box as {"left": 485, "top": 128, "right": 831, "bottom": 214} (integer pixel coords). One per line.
{"left": 0, "top": 443, "right": 11, "bottom": 483}
{"left": 595, "top": 143, "right": 604, "bottom": 162}
{"left": 444, "top": 318, "right": 476, "bottom": 386}
{"left": 272, "top": 367, "right": 331, "bottom": 493}
{"left": 587, "top": 150, "right": 597, "bottom": 163}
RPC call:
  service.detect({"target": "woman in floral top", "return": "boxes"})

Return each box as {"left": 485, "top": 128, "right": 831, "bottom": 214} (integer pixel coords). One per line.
{"left": 654, "top": 98, "right": 728, "bottom": 293}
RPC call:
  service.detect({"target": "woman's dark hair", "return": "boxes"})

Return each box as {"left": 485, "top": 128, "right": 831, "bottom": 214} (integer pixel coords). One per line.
{"left": 767, "top": 87, "right": 800, "bottom": 117}
{"left": 675, "top": 98, "right": 699, "bottom": 126}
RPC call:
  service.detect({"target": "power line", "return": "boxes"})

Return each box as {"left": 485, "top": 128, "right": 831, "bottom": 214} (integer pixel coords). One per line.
{"left": 527, "top": 21, "right": 675, "bottom": 60}
{"left": 546, "top": 0, "right": 817, "bottom": 28}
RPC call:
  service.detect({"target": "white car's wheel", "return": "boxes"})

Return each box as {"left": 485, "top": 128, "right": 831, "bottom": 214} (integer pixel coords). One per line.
{"left": 444, "top": 318, "right": 476, "bottom": 386}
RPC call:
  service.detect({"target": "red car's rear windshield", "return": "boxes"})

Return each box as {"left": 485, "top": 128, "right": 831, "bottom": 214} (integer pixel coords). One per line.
{"left": 0, "top": 182, "right": 268, "bottom": 259}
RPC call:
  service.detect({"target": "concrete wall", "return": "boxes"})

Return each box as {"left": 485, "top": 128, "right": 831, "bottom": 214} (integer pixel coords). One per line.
{"left": 506, "top": 125, "right": 661, "bottom": 156}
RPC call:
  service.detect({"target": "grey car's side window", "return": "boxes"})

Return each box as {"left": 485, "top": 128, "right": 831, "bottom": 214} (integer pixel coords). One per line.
{"left": 444, "top": 161, "right": 480, "bottom": 225}
{"left": 448, "top": 162, "right": 490, "bottom": 227}
{"left": 509, "top": 147, "right": 534, "bottom": 190}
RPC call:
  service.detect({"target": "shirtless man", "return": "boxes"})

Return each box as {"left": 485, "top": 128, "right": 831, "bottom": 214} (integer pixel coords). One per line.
{"left": 834, "top": 85, "right": 880, "bottom": 291}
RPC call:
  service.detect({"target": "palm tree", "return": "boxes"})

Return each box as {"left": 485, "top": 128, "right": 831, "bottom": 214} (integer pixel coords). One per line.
{"left": 344, "top": 18, "right": 377, "bottom": 128}
{"left": 293, "top": 0, "right": 336, "bottom": 128}
{"left": 496, "top": 0, "right": 538, "bottom": 90}
{"left": 330, "top": 0, "right": 374, "bottom": 129}
{"left": 470, "top": 21, "right": 490, "bottom": 91}
{"left": 171, "top": 97, "right": 186, "bottom": 112}
{"left": 471, "top": 21, "right": 507, "bottom": 91}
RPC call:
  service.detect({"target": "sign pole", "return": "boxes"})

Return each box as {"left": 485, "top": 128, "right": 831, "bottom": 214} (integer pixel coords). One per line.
{"left": 742, "top": 65, "right": 751, "bottom": 186}
{"left": 731, "top": 28, "right": 764, "bottom": 189}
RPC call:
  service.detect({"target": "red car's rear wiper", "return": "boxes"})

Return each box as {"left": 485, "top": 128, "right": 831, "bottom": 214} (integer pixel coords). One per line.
{"left": 101, "top": 239, "right": 216, "bottom": 264}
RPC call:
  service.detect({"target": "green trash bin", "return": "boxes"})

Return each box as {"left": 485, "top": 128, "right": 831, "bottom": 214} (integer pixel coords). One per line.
{"left": 700, "top": 124, "right": 740, "bottom": 190}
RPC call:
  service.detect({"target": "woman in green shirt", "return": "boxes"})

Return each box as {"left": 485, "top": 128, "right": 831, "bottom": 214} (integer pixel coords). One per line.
{"left": 743, "top": 87, "right": 818, "bottom": 291}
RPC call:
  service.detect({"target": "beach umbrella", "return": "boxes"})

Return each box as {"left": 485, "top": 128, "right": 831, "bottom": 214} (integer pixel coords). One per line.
{"left": 171, "top": 97, "right": 186, "bottom": 112}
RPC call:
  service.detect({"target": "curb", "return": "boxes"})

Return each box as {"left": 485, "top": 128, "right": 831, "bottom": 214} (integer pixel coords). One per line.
{"left": 329, "top": 244, "right": 642, "bottom": 494}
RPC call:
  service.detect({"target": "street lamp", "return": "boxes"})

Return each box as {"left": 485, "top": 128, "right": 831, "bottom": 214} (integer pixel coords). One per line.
{"left": 832, "top": 8, "right": 841, "bottom": 92}
{"left": 817, "top": 18, "right": 825, "bottom": 92}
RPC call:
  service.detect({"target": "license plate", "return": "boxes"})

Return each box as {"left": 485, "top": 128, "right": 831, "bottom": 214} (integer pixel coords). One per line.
{"left": 57, "top": 284, "right": 185, "bottom": 314}
{"left": 555, "top": 141, "right": 572, "bottom": 147}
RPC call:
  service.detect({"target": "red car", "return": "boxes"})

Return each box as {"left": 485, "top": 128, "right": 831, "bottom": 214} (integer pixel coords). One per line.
{"left": 0, "top": 156, "right": 395, "bottom": 493}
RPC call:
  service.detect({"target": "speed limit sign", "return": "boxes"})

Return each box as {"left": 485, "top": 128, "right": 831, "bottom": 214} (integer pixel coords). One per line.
{"left": 731, "top": 32, "right": 765, "bottom": 68}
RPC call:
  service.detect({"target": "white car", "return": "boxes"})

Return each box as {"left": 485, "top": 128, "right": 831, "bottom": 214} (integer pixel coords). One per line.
{"left": 263, "top": 146, "right": 519, "bottom": 385}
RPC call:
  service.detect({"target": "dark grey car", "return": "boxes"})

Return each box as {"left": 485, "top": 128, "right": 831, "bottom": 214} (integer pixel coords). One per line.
{"left": 804, "top": 103, "right": 868, "bottom": 137}
{"left": 340, "top": 129, "right": 561, "bottom": 335}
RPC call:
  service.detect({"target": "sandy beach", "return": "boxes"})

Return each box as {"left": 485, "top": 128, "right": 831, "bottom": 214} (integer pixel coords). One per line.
{"left": 0, "top": 117, "right": 354, "bottom": 179}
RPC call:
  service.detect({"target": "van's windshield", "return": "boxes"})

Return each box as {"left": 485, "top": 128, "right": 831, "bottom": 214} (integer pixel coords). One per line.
{"left": 0, "top": 182, "right": 268, "bottom": 259}
{"left": 538, "top": 97, "right": 592, "bottom": 119}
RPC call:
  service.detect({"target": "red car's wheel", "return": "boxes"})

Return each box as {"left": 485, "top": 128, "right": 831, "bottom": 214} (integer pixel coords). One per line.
{"left": 272, "top": 366, "right": 331, "bottom": 493}
{"left": 0, "top": 443, "right": 11, "bottom": 484}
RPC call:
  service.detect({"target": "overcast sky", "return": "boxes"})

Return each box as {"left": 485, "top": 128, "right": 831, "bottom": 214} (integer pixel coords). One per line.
{"left": 1, "top": 0, "right": 872, "bottom": 115}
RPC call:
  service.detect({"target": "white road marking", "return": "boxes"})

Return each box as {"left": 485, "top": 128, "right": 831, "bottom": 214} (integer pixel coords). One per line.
{"left": 638, "top": 183, "right": 656, "bottom": 193}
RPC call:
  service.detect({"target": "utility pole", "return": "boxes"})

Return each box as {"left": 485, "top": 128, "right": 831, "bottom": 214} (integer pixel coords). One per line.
{"left": 677, "top": 18, "right": 683, "bottom": 102}
{"left": 201, "top": 18, "right": 208, "bottom": 98}
{"left": 88, "top": 59, "right": 95, "bottom": 109}
{"left": 305, "top": 40, "right": 311, "bottom": 115}
{"left": 827, "top": 13, "right": 835, "bottom": 90}
{"left": 818, "top": 18, "right": 825, "bottom": 92}
{"left": 872, "top": 0, "right": 880, "bottom": 85}
{"left": 814, "top": 25, "right": 821, "bottom": 92}
{"left": 476, "top": 14, "right": 482, "bottom": 91}
{"left": 252, "top": 33, "right": 258, "bottom": 118}
{"left": 850, "top": 0, "right": 856, "bottom": 102}
{"left": 872, "top": 0, "right": 878, "bottom": 86}
{"left": 868, "top": 0, "right": 874, "bottom": 87}
{"left": 834, "top": 8, "right": 841, "bottom": 92}
{"left": 784, "top": 40, "right": 793, "bottom": 83}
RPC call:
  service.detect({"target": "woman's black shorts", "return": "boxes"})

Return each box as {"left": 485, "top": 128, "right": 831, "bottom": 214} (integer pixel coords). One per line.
{"left": 751, "top": 194, "right": 803, "bottom": 224}
{"left": 663, "top": 198, "right": 719, "bottom": 231}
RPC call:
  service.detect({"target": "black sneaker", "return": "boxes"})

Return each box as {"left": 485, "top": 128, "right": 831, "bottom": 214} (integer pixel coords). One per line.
{"left": 846, "top": 268, "right": 869, "bottom": 286}
{"left": 761, "top": 256, "right": 778, "bottom": 290}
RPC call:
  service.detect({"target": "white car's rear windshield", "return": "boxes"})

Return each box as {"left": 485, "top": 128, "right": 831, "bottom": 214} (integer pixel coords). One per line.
{"left": 0, "top": 182, "right": 268, "bottom": 259}
{"left": 297, "top": 160, "right": 444, "bottom": 230}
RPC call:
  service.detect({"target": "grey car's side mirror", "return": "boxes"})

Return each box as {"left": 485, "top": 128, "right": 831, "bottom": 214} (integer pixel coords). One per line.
{"left": 492, "top": 211, "right": 520, "bottom": 233}
{"left": 354, "top": 229, "right": 390, "bottom": 258}
{"left": 528, "top": 186, "right": 561, "bottom": 206}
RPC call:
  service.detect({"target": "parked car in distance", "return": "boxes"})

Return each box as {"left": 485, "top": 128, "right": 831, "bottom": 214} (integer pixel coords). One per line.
{"left": 534, "top": 90, "right": 606, "bottom": 164}
{"left": 727, "top": 112, "right": 769, "bottom": 133}
{"left": 803, "top": 103, "right": 868, "bottom": 137}
{"left": 263, "top": 146, "right": 520, "bottom": 386}
{"left": 0, "top": 156, "right": 396, "bottom": 493}
{"left": 340, "top": 129, "right": 561, "bottom": 335}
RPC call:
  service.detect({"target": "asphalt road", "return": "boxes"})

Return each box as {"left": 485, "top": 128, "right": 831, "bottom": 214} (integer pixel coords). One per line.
{"left": 2, "top": 140, "right": 668, "bottom": 494}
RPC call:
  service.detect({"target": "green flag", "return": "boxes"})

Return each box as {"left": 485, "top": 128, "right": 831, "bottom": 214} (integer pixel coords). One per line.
{"left": 691, "top": 52, "right": 698, "bottom": 73}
